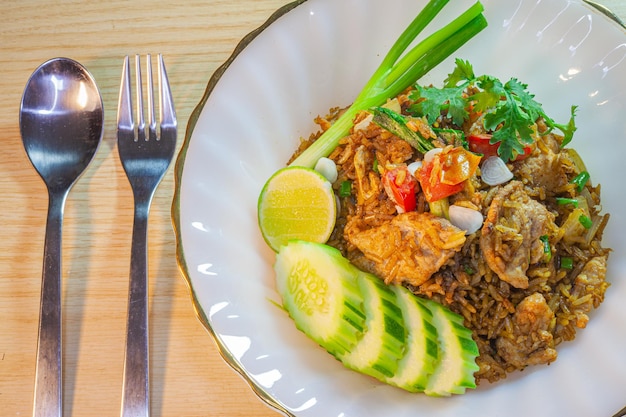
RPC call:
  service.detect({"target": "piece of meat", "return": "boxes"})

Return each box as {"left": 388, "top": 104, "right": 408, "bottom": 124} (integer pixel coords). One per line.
{"left": 516, "top": 151, "right": 565, "bottom": 192}
{"left": 480, "top": 181, "right": 556, "bottom": 289}
{"left": 346, "top": 211, "right": 466, "bottom": 286}
{"left": 570, "top": 256, "right": 609, "bottom": 328}
{"left": 496, "top": 293, "right": 557, "bottom": 368}
{"left": 510, "top": 130, "right": 578, "bottom": 200}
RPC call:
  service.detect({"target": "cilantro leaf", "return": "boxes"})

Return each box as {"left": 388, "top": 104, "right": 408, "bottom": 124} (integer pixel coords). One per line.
{"left": 413, "top": 85, "right": 468, "bottom": 126}
{"left": 543, "top": 105, "right": 578, "bottom": 147}
{"left": 408, "top": 59, "right": 578, "bottom": 161}
{"left": 471, "top": 75, "right": 504, "bottom": 113}
{"left": 444, "top": 58, "right": 474, "bottom": 87}
{"left": 492, "top": 128, "right": 524, "bottom": 162}
{"left": 504, "top": 78, "right": 544, "bottom": 121}
{"left": 483, "top": 87, "right": 537, "bottom": 161}
{"left": 486, "top": 97, "right": 536, "bottom": 161}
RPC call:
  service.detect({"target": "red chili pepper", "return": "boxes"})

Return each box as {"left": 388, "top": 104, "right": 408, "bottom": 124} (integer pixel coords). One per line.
{"left": 382, "top": 166, "right": 417, "bottom": 213}
{"left": 467, "top": 134, "right": 532, "bottom": 161}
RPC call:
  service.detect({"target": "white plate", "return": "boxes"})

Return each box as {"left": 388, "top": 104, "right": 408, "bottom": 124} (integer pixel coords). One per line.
{"left": 173, "top": 1, "right": 626, "bottom": 415}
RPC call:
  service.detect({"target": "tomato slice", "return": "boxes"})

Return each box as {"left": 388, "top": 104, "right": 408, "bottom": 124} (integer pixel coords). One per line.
{"left": 417, "top": 146, "right": 481, "bottom": 202}
{"left": 417, "top": 158, "right": 464, "bottom": 202}
{"left": 382, "top": 166, "right": 417, "bottom": 213}
{"left": 467, "top": 134, "right": 499, "bottom": 158}
{"left": 468, "top": 134, "right": 532, "bottom": 161}
{"left": 515, "top": 144, "right": 533, "bottom": 160}
{"left": 439, "top": 147, "right": 482, "bottom": 185}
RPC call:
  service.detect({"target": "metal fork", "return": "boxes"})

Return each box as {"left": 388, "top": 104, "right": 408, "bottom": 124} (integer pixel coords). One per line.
{"left": 117, "top": 54, "right": 177, "bottom": 417}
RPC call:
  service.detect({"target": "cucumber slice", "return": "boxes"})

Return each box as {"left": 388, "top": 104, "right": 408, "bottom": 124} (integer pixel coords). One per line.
{"left": 422, "top": 298, "right": 480, "bottom": 396}
{"left": 340, "top": 273, "right": 406, "bottom": 381}
{"left": 274, "top": 240, "right": 366, "bottom": 357}
{"left": 387, "top": 286, "right": 440, "bottom": 392}
{"left": 274, "top": 240, "right": 479, "bottom": 396}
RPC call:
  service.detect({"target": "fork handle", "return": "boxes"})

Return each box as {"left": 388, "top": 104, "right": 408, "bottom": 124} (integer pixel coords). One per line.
{"left": 121, "top": 204, "right": 150, "bottom": 417}
{"left": 33, "top": 189, "right": 68, "bottom": 417}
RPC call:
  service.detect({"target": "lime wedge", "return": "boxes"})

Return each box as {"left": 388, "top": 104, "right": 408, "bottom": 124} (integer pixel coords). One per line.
{"left": 258, "top": 166, "right": 337, "bottom": 252}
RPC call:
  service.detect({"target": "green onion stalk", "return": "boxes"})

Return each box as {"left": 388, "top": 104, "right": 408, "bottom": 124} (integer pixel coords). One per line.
{"left": 289, "top": 0, "right": 488, "bottom": 168}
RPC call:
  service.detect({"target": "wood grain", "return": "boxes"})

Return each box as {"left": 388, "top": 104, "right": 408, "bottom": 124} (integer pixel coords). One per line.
{"left": 0, "top": 1, "right": 623, "bottom": 416}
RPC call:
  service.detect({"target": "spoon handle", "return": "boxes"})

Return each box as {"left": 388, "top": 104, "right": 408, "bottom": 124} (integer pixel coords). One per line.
{"left": 121, "top": 200, "right": 150, "bottom": 417}
{"left": 33, "top": 189, "right": 67, "bottom": 417}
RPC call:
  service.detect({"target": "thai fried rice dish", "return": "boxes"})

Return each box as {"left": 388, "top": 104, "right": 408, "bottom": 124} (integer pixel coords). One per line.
{"left": 288, "top": 66, "right": 611, "bottom": 383}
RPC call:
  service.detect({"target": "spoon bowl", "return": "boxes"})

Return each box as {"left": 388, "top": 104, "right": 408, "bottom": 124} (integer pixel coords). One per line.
{"left": 20, "top": 57, "right": 103, "bottom": 417}
{"left": 21, "top": 58, "right": 103, "bottom": 190}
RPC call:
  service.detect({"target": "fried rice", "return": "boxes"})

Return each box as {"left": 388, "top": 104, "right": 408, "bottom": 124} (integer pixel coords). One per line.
{"left": 289, "top": 89, "right": 611, "bottom": 383}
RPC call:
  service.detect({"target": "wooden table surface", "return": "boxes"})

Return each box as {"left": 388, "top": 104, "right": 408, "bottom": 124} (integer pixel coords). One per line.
{"left": 1, "top": 1, "right": 624, "bottom": 416}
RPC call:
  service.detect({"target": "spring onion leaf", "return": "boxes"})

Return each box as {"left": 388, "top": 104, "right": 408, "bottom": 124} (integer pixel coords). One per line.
{"left": 556, "top": 197, "right": 579, "bottom": 207}
{"left": 289, "top": 0, "right": 487, "bottom": 168}
{"left": 539, "top": 234, "right": 552, "bottom": 262}
{"left": 578, "top": 214, "right": 593, "bottom": 229}
{"left": 560, "top": 256, "right": 574, "bottom": 270}
{"left": 571, "top": 171, "right": 590, "bottom": 192}
{"left": 339, "top": 180, "right": 352, "bottom": 197}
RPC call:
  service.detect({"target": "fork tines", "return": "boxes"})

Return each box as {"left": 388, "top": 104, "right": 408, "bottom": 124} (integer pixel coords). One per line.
{"left": 117, "top": 54, "right": 176, "bottom": 143}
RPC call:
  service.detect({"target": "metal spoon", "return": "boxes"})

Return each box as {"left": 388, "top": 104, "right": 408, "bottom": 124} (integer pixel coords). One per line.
{"left": 20, "top": 57, "right": 104, "bottom": 417}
